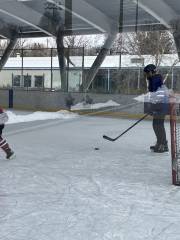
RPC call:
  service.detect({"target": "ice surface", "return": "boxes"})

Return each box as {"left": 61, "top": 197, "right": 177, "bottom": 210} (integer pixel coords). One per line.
{"left": 0, "top": 111, "right": 179, "bottom": 240}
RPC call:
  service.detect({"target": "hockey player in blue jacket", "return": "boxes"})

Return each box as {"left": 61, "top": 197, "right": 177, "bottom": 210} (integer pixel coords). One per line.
{"left": 144, "top": 64, "right": 169, "bottom": 153}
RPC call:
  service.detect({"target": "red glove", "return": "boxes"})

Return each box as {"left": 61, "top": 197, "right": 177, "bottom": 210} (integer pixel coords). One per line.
{"left": 0, "top": 107, "right": 4, "bottom": 114}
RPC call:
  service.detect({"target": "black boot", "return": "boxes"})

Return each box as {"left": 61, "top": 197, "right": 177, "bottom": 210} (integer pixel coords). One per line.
{"left": 163, "top": 141, "right": 169, "bottom": 152}
{"left": 0, "top": 141, "right": 15, "bottom": 159}
{"left": 150, "top": 142, "right": 158, "bottom": 151}
{"left": 6, "top": 149, "right": 15, "bottom": 159}
{"left": 153, "top": 141, "right": 169, "bottom": 153}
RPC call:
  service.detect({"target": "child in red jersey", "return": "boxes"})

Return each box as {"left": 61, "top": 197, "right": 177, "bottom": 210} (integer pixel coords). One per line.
{"left": 0, "top": 107, "right": 14, "bottom": 159}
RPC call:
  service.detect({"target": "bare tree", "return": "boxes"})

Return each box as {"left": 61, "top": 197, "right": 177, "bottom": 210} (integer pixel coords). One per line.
{"left": 0, "top": 40, "right": 8, "bottom": 56}
{"left": 0, "top": 39, "right": 8, "bottom": 50}
{"left": 64, "top": 34, "right": 107, "bottom": 56}
{"left": 15, "top": 38, "right": 28, "bottom": 49}
{"left": 0, "top": 38, "right": 28, "bottom": 57}
{"left": 125, "top": 31, "right": 175, "bottom": 66}
{"left": 64, "top": 35, "right": 91, "bottom": 48}
{"left": 107, "top": 31, "right": 175, "bottom": 62}
{"left": 110, "top": 33, "right": 129, "bottom": 54}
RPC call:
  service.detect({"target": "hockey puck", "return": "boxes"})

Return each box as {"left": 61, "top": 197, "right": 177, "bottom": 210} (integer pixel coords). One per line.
{"left": 94, "top": 147, "right": 99, "bottom": 150}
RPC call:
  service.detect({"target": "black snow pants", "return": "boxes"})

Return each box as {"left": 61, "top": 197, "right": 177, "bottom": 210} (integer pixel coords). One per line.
{"left": 152, "top": 115, "right": 167, "bottom": 145}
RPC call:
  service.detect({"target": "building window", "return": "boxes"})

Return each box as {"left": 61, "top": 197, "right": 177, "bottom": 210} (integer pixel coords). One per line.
{"left": 13, "top": 75, "right": 21, "bottom": 87}
{"left": 34, "top": 75, "right": 44, "bottom": 88}
{"left": 24, "top": 75, "right": 31, "bottom": 87}
{"left": 68, "top": 70, "right": 82, "bottom": 92}
{"left": 131, "top": 58, "right": 144, "bottom": 65}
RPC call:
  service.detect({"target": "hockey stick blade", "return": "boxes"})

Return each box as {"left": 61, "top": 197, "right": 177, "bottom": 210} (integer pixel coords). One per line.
{"left": 103, "top": 114, "right": 148, "bottom": 142}
{"left": 103, "top": 135, "right": 117, "bottom": 141}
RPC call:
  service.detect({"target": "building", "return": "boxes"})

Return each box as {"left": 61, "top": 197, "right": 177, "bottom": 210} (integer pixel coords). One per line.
{"left": 0, "top": 54, "right": 180, "bottom": 93}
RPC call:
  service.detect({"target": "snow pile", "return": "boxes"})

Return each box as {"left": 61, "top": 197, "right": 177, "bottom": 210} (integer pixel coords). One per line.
{"left": 71, "top": 100, "right": 120, "bottom": 110}
{"left": 6, "top": 110, "right": 78, "bottom": 124}
{"left": 3, "top": 100, "right": 120, "bottom": 125}
{"left": 134, "top": 94, "right": 147, "bottom": 102}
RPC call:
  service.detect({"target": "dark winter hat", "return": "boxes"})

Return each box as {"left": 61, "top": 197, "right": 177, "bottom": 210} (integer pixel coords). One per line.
{"left": 143, "top": 64, "right": 156, "bottom": 73}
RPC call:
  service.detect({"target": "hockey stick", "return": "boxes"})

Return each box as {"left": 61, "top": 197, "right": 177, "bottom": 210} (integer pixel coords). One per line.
{"left": 103, "top": 113, "right": 149, "bottom": 142}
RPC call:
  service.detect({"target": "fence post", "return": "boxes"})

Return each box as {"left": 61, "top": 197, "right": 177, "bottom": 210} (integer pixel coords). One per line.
{"left": 9, "top": 88, "right": 13, "bottom": 108}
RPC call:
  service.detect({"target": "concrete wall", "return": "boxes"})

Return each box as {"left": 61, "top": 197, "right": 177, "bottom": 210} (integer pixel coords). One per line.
{"left": 0, "top": 89, "right": 143, "bottom": 114}
{"left": 0, "top": 89, "right": 9, "bottom": 107}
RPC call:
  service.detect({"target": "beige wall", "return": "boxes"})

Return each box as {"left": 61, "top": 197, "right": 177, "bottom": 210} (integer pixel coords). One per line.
{"left": 0, "top": 69, "right": 62, "bottom": 89}
{"left": 0, "top": 69, "right": 83, "bottom": 90}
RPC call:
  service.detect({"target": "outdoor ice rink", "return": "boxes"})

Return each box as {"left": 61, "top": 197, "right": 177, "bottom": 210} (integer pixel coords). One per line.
{"left": 0, "top": 111, "right": 180, "bottom": 240}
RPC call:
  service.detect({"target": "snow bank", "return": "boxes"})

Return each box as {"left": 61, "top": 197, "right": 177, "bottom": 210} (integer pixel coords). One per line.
{"left": 6, "top": 110, "right": 78, "bottom": 124}
{"left": 71, "top": 100, "right": 120, "bottom": 110}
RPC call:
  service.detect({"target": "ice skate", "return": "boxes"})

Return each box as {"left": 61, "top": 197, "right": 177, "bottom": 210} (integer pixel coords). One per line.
{"left": 150, "top": 141, "right": 168, "bottom": 152}
{"left": 6, "top": 150, "right": 15, "bottom": 160}
{"left": 153, "top": 142, "right": 169, "bottom": 153}
{"left": 150, "top": 142, "right": 158, "bottom": 151}
{"left": 0, "top": 137, "right": 15, "bottom": 160}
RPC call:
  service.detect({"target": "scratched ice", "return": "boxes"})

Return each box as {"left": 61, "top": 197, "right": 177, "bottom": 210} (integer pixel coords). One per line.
{"left": 0, "top": 110, "right": 180, "bottom": 240}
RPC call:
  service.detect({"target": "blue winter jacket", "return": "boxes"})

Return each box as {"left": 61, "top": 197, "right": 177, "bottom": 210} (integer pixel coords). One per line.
{"left": 145, "top": 74, "right": 170, "bottom": 115}
{"left": 148, "top": 74, "right": 163, "bottom": 92}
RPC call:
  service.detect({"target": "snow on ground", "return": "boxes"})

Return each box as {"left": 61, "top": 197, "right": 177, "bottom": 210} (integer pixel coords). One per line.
{"left": 71, "top": 100, "right": 120, "bottom": 110}
{"left": 0, "top": 110, "right": 180, "bottom": 240}
{"left": 6, "top": 110, "right": 78, "bottom": 124}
